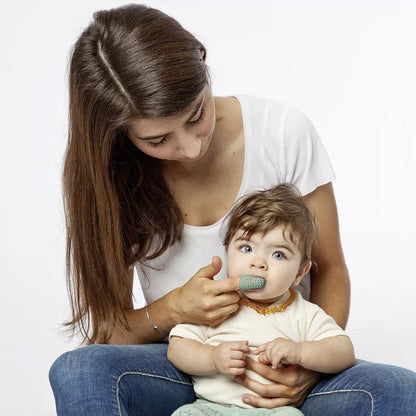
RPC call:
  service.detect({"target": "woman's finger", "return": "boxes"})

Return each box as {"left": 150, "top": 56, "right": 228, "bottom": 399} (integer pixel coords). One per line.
{"left": 208, "top": 303, "right": 240, "bottom": 325}
{"left": 245, "top": 357, "right": 299, "bottom": 386}
{"left": 194, "top": 256, "right": 223, "bottom": 280}
{"left": 215, "top": 291, "right": 241, "bottom": 307}
{"left": 235, "top": 374, "right": 292, "bottom": 398}
{"left": 241, "top": 394, "right": 301, "bottom": 409}
{"left": 211, "top": 276, "right": 240, "bottom": 295}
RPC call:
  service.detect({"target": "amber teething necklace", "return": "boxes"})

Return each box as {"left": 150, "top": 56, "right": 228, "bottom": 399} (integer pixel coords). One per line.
{"left": 239, "top": 287, "right": 296, "bottom": 315}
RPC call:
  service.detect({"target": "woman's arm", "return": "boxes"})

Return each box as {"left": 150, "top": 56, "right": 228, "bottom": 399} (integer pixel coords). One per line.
{"left": 109, "top": 257, "right": 241, "bottom": 344}
{"left": 304, "top": 182, "right": 350, "bottom": 329}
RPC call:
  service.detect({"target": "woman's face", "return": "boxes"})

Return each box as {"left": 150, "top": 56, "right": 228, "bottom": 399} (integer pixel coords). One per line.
{"left": 127, "top": 86, "right": 216, "bottom": 162}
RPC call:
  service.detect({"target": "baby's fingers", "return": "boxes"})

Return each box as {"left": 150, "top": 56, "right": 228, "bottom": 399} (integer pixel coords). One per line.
{"left": 230, "top": 350, "right": 248, "bottom": 361}
{"left": 224, "top": 358, "right": 246, "bottom": 376}
{"left": 258, "top": 352, "right": 271, "bottom": 365}
{"left": 271, "top": 353, "right": 285, "bottom": 369}
{"left": 229, "top": 366, "right": 246, "bottom": 376}
{"left": 253, "top": 344, "right": 267, "bottom": 355}
{"left": 232, "top": 340, "right": 250, "bottom": 353}
{"left": 230, "top": 358, "right": 246, "bottom": 368}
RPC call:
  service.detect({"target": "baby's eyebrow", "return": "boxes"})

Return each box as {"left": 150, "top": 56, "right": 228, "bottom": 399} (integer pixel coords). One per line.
{"left": 270, "top": 244, "right": 295, "bottom": 255}
{"left": 234, "top": 235, "right": 251, "bottom": 242}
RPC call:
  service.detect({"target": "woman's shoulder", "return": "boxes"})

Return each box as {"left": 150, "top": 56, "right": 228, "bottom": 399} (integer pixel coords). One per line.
{"left": 215, "top": 93, "right": 306, "bottom": 116}
{"left": 213, "top": 96, "right": 244, "bottom": 141}
{"left": 220, "top": 94, "right": 311, "bottom": 130}
{"left": 214, "top": 95, "right": 241, "bottom": 121}
{"left": 214, "top": 94, "right": 316, "bottom": 148}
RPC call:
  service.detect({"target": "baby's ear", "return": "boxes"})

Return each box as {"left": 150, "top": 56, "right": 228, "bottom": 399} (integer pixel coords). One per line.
{"left": 293, "top": 260, "right": 312, "bottom": 286}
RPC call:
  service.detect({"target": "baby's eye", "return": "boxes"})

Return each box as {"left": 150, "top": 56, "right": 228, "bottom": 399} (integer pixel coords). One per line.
{"left": 272, "top": 251, "right": 285, "bottom": 260}
{"left": 239, "top": 245, "right": 252, "bottom": 253}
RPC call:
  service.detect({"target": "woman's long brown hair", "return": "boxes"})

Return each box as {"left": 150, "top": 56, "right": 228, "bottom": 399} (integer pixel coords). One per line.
{"left": 63, "top": 4, "right": 208, "bottom": 344}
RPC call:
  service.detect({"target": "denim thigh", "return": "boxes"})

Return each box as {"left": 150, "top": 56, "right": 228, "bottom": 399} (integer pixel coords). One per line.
{"left": 299, "top": 359, "right": 416, "bottom": 416}
{"left": 49, "top": 343, "right": 195, "bottom": 416}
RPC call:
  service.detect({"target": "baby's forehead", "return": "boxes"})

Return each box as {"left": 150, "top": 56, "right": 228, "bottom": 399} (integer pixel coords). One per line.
{"left": 232, "top": 224, "right": 299, "bottom": 243}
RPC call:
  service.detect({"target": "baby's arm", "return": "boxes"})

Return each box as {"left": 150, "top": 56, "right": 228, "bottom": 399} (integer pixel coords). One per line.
{"left": 168, "top": 336, "right": 250, "bottom": 376}
{"left": 254, "top": 336, "right": 355, "bottom": 374}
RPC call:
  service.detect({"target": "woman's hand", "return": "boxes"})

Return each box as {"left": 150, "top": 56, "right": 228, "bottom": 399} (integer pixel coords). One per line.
{"left": 236, "top": 357, "right": 321, "bottom": 408}
{"left": 171, "top": 256, "right": 241, "bottom": 326}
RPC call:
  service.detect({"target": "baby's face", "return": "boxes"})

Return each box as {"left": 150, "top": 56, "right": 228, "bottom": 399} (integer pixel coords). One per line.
{"left": 227, "top": 225, "right": 306, "bottom": 303}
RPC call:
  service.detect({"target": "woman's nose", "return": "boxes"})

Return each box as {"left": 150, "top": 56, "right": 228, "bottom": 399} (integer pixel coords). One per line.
{"left": 176, "top": 134, "right": 201, "bottom": 158}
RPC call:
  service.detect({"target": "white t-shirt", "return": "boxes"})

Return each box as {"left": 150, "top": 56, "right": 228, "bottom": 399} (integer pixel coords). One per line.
{"left": 170, "top": 289, "right": 347, "bottom": 408}
{"left": 133, "top": 95, "right": 335, "bottom": 305}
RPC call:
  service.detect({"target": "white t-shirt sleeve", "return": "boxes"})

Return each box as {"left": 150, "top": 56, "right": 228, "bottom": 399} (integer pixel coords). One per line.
{"left": 169, "top": 323, "right": 208, "bottom": 343}
{"left": 272, "top": 104, "right": 335, "bottom": 196}
{"left": 302, "top": 300, "right": 347, "bottom": 341}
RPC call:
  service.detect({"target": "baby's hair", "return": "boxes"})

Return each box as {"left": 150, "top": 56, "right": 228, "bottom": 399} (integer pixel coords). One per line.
{"left": 223, "top": 184, "right": 316, "bottom": 266}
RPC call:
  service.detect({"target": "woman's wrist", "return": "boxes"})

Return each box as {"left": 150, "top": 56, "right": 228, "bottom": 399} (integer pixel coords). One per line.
{"left": 164, "top": 287, "right": 185, "bottom": 327}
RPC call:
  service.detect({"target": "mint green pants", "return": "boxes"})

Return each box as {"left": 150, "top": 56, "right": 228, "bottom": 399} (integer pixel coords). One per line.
{"left": 171, "top": 399, "right": 304, "bottom": 416}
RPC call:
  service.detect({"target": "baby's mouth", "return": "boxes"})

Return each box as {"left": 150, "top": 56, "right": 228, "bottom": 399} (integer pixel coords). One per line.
{"left": 239, "top": 275, "right": 266, "bottom": 291}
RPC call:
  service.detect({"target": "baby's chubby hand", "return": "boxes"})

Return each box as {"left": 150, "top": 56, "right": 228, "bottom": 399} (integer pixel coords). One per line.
{"left": 211, "top": 340, "right": 251, "bottom": 376}
{"left": 254, "top": 338, "right": 302, "bottom": 369}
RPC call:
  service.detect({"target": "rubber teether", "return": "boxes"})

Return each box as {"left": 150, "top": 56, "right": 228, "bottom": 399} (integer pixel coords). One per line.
{"left": 239, "top": 275, "right": 265, "bottom": 290}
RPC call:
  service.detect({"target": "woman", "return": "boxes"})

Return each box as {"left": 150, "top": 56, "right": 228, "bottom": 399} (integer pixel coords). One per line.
{"left": 49, "top": 4, "right": 416, "bottom": 416}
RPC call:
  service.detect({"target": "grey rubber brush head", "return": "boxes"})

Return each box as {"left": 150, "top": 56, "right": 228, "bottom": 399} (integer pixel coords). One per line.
{"left": 239, "top": 275, "right": 265, "bottom": 290}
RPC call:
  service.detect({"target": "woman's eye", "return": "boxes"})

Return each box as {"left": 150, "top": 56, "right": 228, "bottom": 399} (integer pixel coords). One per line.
{"left": 149, "top": 136, "right": 169, "bottom": 148}
{"left": 239, "top": 245, "right": 252, "bottom": 253}
{"left": 187, "top": 107, "right": 205, "bottom": 125}
{"left": 272, "top": 251, "right": 285, "bottom": 260}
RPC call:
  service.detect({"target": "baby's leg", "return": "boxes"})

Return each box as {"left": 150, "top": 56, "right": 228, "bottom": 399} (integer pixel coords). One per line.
{"left": 171, "top": 399, "right": 225, "bottom": 415}
{"left": 268, "top": 407, "right": 304, "bottom": 416}
{"left": 171, "top": 399, "right": 304, "bottom": 416}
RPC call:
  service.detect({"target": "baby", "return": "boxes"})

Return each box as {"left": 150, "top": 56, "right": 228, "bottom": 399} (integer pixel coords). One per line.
{"left": 168, "top": 184, "right": 355, "bottom": 415}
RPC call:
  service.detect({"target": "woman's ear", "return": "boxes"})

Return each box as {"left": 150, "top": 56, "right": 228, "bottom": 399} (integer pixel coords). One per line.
{"left": 293, "top": 260, "right": 312, "bottom": 286}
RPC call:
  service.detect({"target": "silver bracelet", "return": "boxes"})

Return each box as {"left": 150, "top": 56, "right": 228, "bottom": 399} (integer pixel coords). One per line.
{"left": 145, "top": 306, "right": 165, "bottom": 333}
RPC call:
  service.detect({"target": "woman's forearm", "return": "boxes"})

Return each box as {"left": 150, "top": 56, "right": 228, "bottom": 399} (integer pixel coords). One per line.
{"left": 309, "top": 264, "right": 350, "bottom": 329}
{"left": 109, "top": 289, "right": 181, "bottom": 344}
{"left": 304, "top": 183, "right": 351, "bottom": 330}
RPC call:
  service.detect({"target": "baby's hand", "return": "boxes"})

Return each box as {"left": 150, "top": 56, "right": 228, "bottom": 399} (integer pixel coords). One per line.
{"left": 254, "top": 338, "right": 302, "bottom": 369}
{"left": 211, "top": 341, "right": 250, "bottom": 375}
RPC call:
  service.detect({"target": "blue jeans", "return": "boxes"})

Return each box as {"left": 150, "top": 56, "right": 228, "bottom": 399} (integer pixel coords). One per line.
{"left": 49, "top": 343, "right": 416, "bottom": 416}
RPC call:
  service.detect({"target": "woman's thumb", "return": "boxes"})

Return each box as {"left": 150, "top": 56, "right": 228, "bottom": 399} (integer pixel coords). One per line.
{"left": 197, "top": 256, "right": 222, "bottom": 279}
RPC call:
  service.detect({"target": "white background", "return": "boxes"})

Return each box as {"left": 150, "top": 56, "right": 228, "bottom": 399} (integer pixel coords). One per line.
{"left": 2, "top": 1, "right": 415, "bottom": 414}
